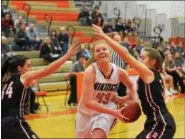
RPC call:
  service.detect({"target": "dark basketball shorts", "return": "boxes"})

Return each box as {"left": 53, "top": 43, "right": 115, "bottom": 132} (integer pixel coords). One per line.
{"left": 1, "top": 116, "right": 39, "bottom": 139}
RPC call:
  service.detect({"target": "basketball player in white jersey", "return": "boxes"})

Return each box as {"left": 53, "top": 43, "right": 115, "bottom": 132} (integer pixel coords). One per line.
{"left": 76, "top": 40, "right": 139, "bottom": 138}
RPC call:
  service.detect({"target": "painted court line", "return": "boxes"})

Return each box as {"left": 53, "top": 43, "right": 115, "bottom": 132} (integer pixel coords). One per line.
{"left": 25, "top": 109, "right": 77, "bottom": 120}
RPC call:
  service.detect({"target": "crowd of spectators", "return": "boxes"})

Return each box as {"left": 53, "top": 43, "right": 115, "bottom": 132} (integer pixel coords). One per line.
{"left": 39, "top": 27, "right": 70, "bottom": 62}
{"left": 78, "top": 6, "right": 104, "bottom": 27}
{"left": 162, "top": 42, "right": 185, "bottom": 94}
{"left": 78, "top": 6, "right": 92, "bottom": 26}
{"left": 2, "top": 9, "right": 70, "bottom": 62}
{"left": 78, "top": 6, "right": 134, "bottom": 36}
{"left": 2, "top": 4, "right": 185, "bottom": 109}
{"left": 2, "top": 12, "right": 15, "bottom": 37}
{"left": 26, "top": 24, "right": 43, "bottom": 50}
{"left": 78, "top": 5, "right": 185, "bottom": 96}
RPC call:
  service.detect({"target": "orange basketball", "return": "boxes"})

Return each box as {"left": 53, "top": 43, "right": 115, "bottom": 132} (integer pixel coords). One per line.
{"left": 120, "top": 100, "right": 141, "bottom": 123}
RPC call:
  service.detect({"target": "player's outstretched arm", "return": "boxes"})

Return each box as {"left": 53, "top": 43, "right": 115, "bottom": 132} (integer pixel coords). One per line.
{"left": 92, "top": 24, "right": 154, "bottom": 84}
{"left": 21, "top": 41, "right": 80, "bottom": 87}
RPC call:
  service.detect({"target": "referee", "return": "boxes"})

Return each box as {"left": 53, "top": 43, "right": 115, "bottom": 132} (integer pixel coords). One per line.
{"left": 111, "top": 34, "right": 127, "bottom": 96}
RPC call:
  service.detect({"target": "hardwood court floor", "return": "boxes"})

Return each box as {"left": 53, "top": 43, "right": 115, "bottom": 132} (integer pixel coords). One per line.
{"left": 26, "top": 93, "right": 185, "bottom": 138}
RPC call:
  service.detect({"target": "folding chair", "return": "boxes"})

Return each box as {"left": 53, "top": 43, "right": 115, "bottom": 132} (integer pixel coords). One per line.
{"left": 35, "top": 84, "right": 49, "bottom": 112}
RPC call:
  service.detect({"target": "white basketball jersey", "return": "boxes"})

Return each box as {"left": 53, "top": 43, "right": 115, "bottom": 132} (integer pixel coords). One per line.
{"left": 77, "top": 63, "right": 120, "bottom": 115}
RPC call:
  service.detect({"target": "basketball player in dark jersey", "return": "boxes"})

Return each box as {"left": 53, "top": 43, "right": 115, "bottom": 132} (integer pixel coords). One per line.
{"left": 1, "top": 41, "right": 79, "bottom": 139}
{"left": 93, "top": 24, "right": 176, "bottom": 139}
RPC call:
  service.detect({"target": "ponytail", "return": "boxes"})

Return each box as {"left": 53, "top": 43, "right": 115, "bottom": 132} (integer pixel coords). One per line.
{"left": 158, "top": 50, "right": 165, "bottom": 63}
{"left": 1, "top": 55, "right": 29, "bottom": 82}
{"left": 1, "top": 56, "right": 12, "bottom": 79}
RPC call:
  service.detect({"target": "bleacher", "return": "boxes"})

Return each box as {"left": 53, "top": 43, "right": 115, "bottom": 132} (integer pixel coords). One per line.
{"left": 3, "top": 0, "right": 94, "bottom": 94}
{"left": 2, "top": 0, "right": 185, "bottom": 96}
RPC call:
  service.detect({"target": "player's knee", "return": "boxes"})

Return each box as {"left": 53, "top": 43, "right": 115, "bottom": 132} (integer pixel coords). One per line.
{"left": 91, "top": 128, "right": 107, "bottom": 138}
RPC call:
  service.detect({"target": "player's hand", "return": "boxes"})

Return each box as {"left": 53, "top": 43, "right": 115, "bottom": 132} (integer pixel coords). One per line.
{"left": 92, "top": 24, "right": 106, "bottom": 38}
{"left": 114, "top": 95, "right": 131, "bottom": 106}
{"left": 30, "top": 80, "right": 38, "bottom": 86}
{"left": 65, "top": 41, "right": 80, "bottom": 58}
{"left": 113, "top": 106, "right": 129, "bottom": 121}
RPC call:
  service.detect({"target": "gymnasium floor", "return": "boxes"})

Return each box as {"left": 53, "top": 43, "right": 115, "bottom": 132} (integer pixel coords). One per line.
{"left": 26, "top": 93, "right": 185, "bottom": 138}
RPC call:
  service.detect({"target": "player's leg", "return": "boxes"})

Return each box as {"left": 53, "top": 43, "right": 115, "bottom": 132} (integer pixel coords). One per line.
{"left": 136, "top": 129, "right": 149, "bottom": 139}
{"left": 90, "top": 114, "right": 117, "bottom": 138}
{"left": 160, "top": 113, "right": 176, "bottom": 139}
{"left": 19, "top": 119, "right": 39, "bottom": 139}
{"left": 75, "top": 112, "right": 92, "bottom": 138}
{"left": 91, "top": 128, "right": 107, "bottom": 138}
{"left": 136, "top": 129, "right": 166, "bottom": 139}
{"left": 1, "top": 116, "right": 15, "bottom": 138}
{"left": 136, "top": 126, "right": 175, "bottom": 139}
{"left": 2, "top": 116, "right": 38, "bottom": 139}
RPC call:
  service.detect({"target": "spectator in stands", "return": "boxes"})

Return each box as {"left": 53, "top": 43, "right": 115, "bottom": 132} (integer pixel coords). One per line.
{"left": 174, "top": 52, "right": 185, "bottom": 66}
{"left": 135, "top": 39, "right": 145, "bottom": 55}
{"left": 15, "top": 15, "right": 24, "bottom": 32}
{"left": 50, "top": 29, "right": 58, "bottom": 43}
{"left": 76, "top": 44, "right": 91, "bottom": 60}
{"left": 175, "top": 41, "right": 184, "bottom": 55}
{"left": 14, "top": 24, "right": 29, "bottom": 51}
{"left": 121, "top": 37, "right": 130, "bottom": 51}
{"left": 50, "top": 29, "right": 63, "bottom": 55}
{"left": 160, "top": 62, "right": 177, "bottom": 96}
{"left": 162, "top": 43, "right": 173, "bottom": 57}
{"left": 40, "top": 37, "right": 61, "bottom": 62}
{"left": 174, "top": 52, "right": 185, "bottom": 77}
{"left": 170, "top": 41, "right": 176, "bottom": 54}
{"left": 103, "top": 20, "right": 114, "bottom": 33}
{"left": 26, "top": 24, "right": 42, "bottom": 50}
{"left": 58, "top": 27, "right": 69, "bottom": 54}
{"left": 1, "top": 36, "right": 11, "bottom": 65}
{"left": 164, "top": 53, "right": 184, "bottom": 93}
{"left": 2, "top": 12, "right": 15, "bottom": 37}
{"left": 50, "top": 30, "right": 57, "bottom": 43}
{"left": 65, "top": 53, "right": 87, "bottom": 106}
{"left": 125, "top": 21, "right": 134, "bottom": 33}
{"left": 78, "top": 6, "right": 92, "bottom": 26}
{"left": 115, "top": 17, "right": 125, "bottom": 33}
{"left": 91, "top": 6, "right": 104, "bottom": 27}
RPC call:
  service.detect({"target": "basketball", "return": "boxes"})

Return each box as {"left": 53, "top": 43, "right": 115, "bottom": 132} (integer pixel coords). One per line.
{"left": 120, "top": 100, "right": 141, "bottom": 123}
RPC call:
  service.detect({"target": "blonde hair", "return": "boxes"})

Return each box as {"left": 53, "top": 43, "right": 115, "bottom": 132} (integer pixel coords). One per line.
{"left": 86, "top": 40, "right": 111, "bottom": 67}
{"left": 92, "top": 40, "right": 111, "bottom": 52}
